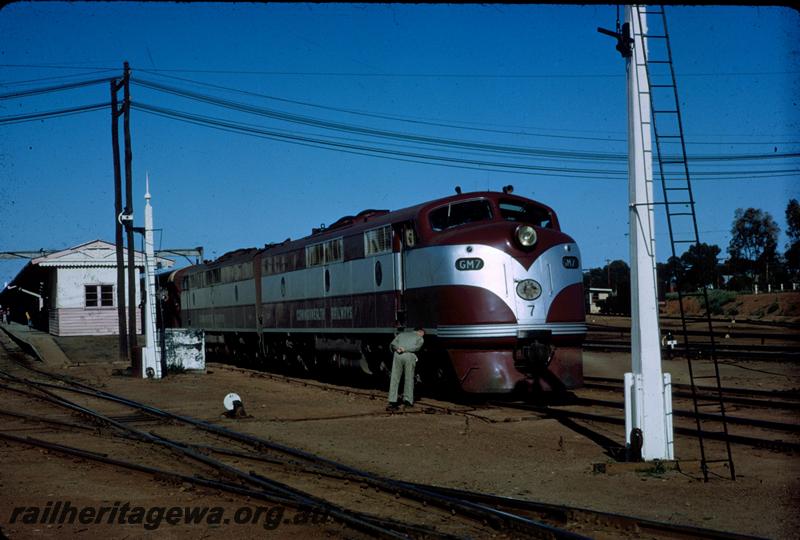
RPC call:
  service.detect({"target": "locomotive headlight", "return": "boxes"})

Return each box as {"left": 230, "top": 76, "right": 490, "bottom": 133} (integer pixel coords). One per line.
{"left": 515, "top": 225, "right": 537, "bottom": 248}
{"left": 516, "top": 279, "right": 542, "bottom": 300}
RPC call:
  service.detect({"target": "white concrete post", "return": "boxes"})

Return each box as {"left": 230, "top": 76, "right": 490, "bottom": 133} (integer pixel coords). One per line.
{"left": 141, "top": 173, "right": 162, "bottom": 378}
{"left": 624, "top": 5, "right": 673, "bottom": 461}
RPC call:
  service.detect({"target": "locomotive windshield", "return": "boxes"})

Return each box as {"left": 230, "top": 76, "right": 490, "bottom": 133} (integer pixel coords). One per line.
{"left": 498, "top": 200, "right": 553, "bottom": 229}
{"left": 429, "top": 199, "right": 493, "bottom": 231}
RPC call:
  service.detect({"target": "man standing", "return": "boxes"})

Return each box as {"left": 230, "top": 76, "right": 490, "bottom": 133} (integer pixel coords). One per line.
{"left": 387, "top": 327, "right": 425, "bottom": 411}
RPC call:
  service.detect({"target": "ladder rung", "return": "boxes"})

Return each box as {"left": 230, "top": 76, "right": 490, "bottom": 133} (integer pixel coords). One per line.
{"left": 650, "top": 84, "right": 675, "bottom": 88}
{"left": 653, "top": 109, "right": 679, "bottom": 114}
{"left": 658, "top": 135, "right": 682, "bottom": 138}
{"left": 648, "top": 60, "right": 672, "bottom": 64}
{"left": 668, "top": 212, "right": 693, "bottom": 217}
{"left": 644, "top": 34, "right": 668, "bottom": 39}
{"left": 703, "top": 459, "right": 732, "bottom": 464}
{"left": 660, "top": 160, "right": 686, "bottom": 164}
{"left": 673, "top": 240, "right": 696, "bottom": 244}
{"left": 664, "top": 188, "right": 689, "bottom": 191}
{"left": 692, "top": 375, "right": 719, "bottom": 379}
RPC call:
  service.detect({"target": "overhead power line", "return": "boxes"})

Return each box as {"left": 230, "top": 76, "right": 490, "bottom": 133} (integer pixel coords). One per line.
{"left": 136, "top": 71, "right": 800, "bottom": 148}
{"left": 1, "top": 67, "right": 796, "bottom": 147}
{"left": 0, "top": 103, "right": 109, "bottom": 125}
{"left": 133, "top": 101, "right": 626, "bottom": 178}
{"left": 132, "top": 77, "right": 800, "bottom": 164}
{"left": 0, "top": 77, "right": 114, "bottom": 99}
{"left": 4, "top": 63, "right": 797, "bottom": 79}
{"left": 0, "top": 69, "right": 120, "bottom": 88}
{"left": 132, "top": 101, "right": 798, "bottom": 181}
{"left": 137, "top": 69, "right": 632, "bottom": 144}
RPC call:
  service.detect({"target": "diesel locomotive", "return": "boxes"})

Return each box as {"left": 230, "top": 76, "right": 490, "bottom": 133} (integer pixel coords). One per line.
{"left": 164, "top": 189, "right": 586, "bottom": 394}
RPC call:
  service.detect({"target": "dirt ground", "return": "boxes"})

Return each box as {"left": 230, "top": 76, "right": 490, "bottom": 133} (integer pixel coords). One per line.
{"left": 1, "top": 328, "right": 799, "bottom": 539}
{"left": 661, "top": 291, "right": 800, "bottom": 321}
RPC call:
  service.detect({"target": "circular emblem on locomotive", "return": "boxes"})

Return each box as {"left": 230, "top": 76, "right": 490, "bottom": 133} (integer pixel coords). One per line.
{"left": 516, "top": 279, "right": 542, "bottom": 300}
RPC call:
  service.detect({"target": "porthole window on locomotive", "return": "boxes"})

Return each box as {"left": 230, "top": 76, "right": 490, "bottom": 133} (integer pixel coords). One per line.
{"left": 375, "top": 260, "right": 383, "bottom": 287}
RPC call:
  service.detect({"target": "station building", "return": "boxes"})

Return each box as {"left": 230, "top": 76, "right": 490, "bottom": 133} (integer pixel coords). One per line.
{"left": 586, "top": 287, "right": 613, "bottom": 314}
{"left": 0, "top": 240, "right": 173, "bottom": 336}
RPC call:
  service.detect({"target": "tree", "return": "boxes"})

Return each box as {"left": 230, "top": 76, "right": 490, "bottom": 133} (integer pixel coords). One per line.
{"left": 680, "top": 243, "right": 722, "bottom": 290}
{"left": 598, "top": 260, "right": 631, "bottom": 315}
{"left": 582, "top": 260, "right": 631, "bottom": 315}
{"left": 727, "top": 208, "right": 779, "bottom": 288}
{"left": 786, "top": 199, "right": 800, "bottom": 278}
{"left": 656, "top": 256, "right": 683, "bottom": 299}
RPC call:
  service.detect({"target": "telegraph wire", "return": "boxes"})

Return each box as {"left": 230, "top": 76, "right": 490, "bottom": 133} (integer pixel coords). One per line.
{"left": 132, "top": 101, "right": 797, "bottom": 181}
{"left": 137, "top": 70, "right": 800, "bottom": 148}
{"left": 0, "top": 77, "right": 113, "bottom": 99}
{"left": 132, "top": 77, "right": 800, "bottom": 164}
{"left": 0, "top": 103, "right": 109, "bottom": 125}
{"left": 137, "top": 69, "right": 633, "bottom": 144}
{"left": 1, "top": 68, "right": 796, "bottom": 148}
{"left": 132, "top": 101, "right": 626, "bottom": 178}
{"left": 133, "top": 77, "right": 629, "bottom": 162}
{"left": 4, "top": 63, "right": 797, "bottom": 79}
{"left": 0, "top": 71, "right": 795, "bottom": 180}
{"left": 0, "top": 69, "right": 120, "bottom": 88}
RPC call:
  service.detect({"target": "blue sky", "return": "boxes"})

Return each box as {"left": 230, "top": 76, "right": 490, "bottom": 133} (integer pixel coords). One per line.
{"left": 1, "top": 3, "right": 798, "bottom": 287}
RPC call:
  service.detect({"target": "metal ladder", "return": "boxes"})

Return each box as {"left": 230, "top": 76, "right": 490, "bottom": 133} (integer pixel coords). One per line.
{"left": 633, "top": 5, "right": 735, "bottom": 481}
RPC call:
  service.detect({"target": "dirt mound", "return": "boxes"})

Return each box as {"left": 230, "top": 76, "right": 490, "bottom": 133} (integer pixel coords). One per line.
{"left": 662, "top": 291, "right": 800, "bottom": 321}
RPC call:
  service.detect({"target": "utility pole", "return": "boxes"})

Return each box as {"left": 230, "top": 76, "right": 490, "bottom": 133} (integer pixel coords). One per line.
{"left": 111, "top": 70, "right": 128, "bottom": 361}
{"left": 123, "top": 62, "right": 137, "bottom": 356}
{"left": 110, "top": 61, "right": 137, "bottom": 366}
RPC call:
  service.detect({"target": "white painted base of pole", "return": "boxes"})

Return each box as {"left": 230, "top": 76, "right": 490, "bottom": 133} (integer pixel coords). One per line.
{"left": 625, "top": 372, "right": 674, "bottom": 460}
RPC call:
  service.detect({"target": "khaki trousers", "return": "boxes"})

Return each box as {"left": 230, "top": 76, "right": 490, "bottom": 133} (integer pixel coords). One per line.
{"left": 388, "top": 352, "right": 417, "bottom": 404}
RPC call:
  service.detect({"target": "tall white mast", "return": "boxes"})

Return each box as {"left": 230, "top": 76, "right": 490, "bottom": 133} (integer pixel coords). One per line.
{"left": 623, "top": 5, "right": 673, "bottom": 461}
{"left": 141, "top": 172, "right": 162, "bottom": 379}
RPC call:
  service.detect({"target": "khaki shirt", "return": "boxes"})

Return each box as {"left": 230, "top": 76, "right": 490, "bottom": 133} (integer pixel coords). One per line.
{"left": 390, "top": 331, "right": 424, "bottom": 354}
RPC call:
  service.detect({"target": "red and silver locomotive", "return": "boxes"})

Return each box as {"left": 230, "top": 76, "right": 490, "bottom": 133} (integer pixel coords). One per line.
{"left": 165, "top": 189, "right": 585, "bottom": 394}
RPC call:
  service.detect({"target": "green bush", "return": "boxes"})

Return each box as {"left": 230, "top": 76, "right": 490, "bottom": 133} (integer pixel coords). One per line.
{"left": 167, "top": 363, "right": 187, "bottom": 375}
{"left": 700, "top": 290, "right": 738, "bottom": 315}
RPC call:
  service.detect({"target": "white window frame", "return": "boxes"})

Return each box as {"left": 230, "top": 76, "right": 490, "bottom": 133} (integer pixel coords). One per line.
{"left": 364, "top": 225, "right": 392, "bottom": 256}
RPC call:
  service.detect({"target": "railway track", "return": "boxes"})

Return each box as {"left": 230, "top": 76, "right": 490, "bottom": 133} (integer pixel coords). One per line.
{"left": 582, "top": 339, "right": 800, "bottom": 361}
{"left": 585, "top": 317, "right": 800, "bottom": 361}
{"left": 0, "top": 344, "right": 768, "bottom": 539}
{"left": 490, "top": 375, "right": 800, "bottom": 454}
{"left": 0, "top": 364, "right": 577, "bottom": 539}
{"left": 583, "top": 376, "right": 800, "bottom": 410}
